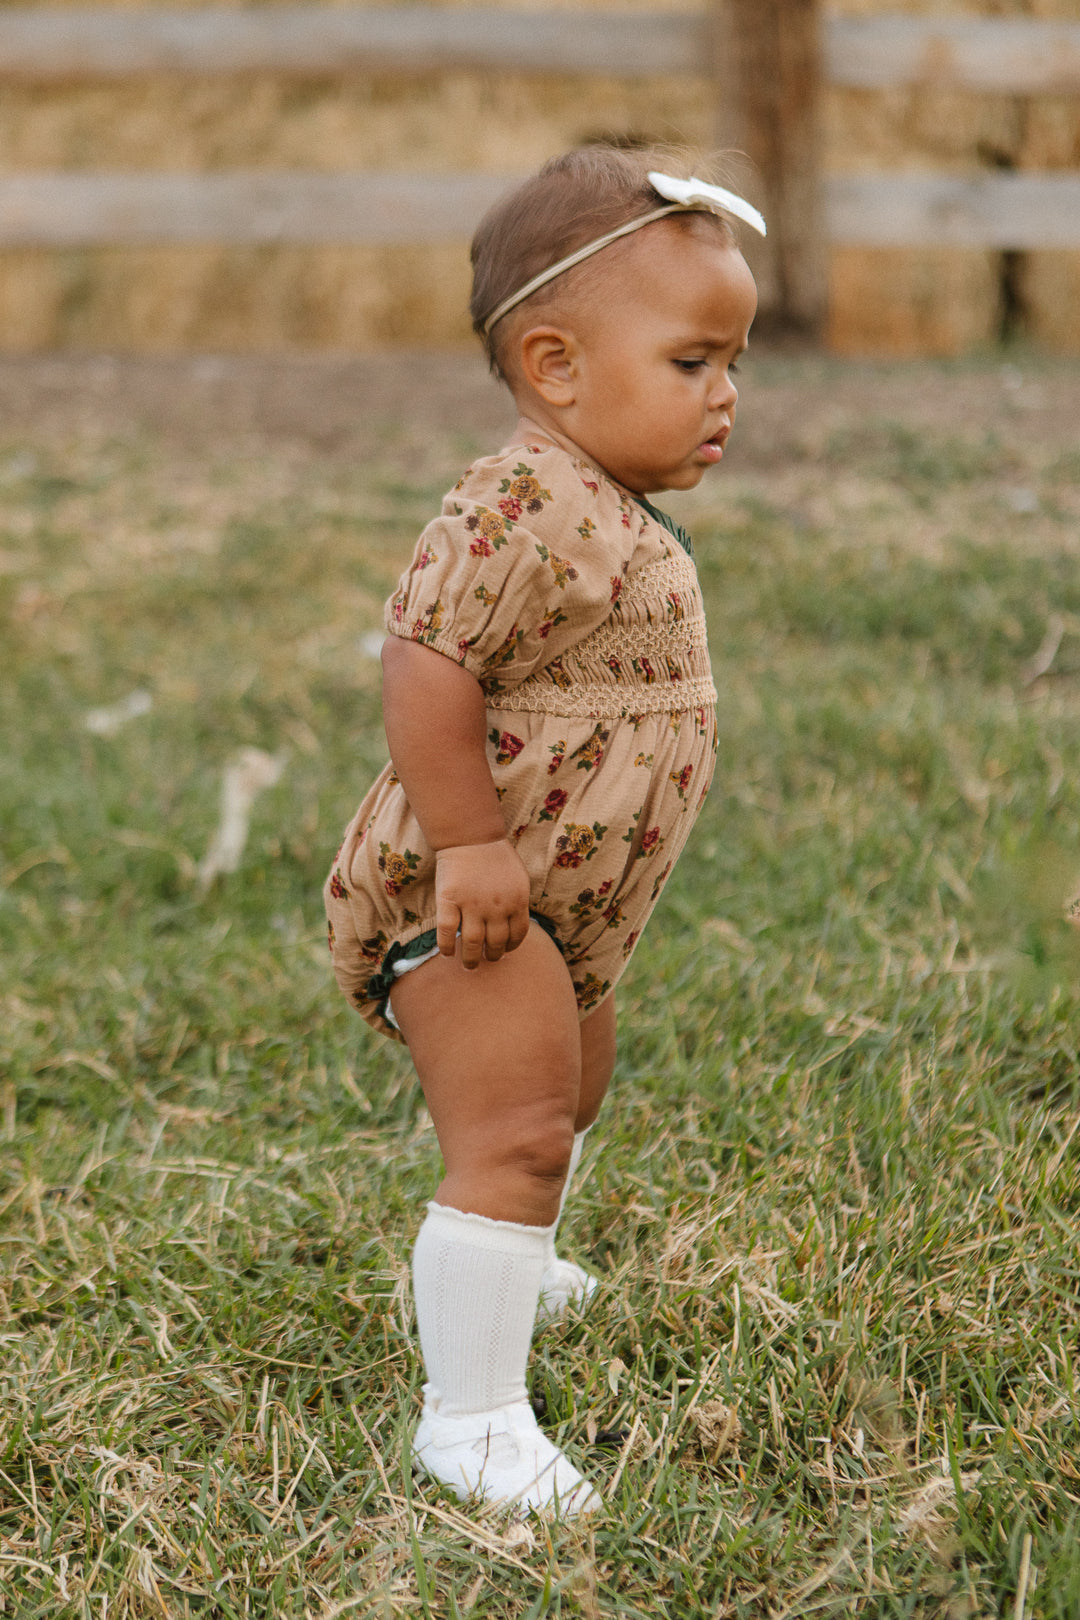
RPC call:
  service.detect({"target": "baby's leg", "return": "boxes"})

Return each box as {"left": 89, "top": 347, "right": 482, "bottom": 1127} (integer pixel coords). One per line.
{"left": 577, "top": 994, "right": 616, "bottom": 1129}
{"left": 389, "top": 921, "right": 599, "bottom": 1515}
{"left": 539, "top": 994, "right": 616, "bottom": 1321}
{"left": 390, "top": 919, "right": 581, "bottom": 1225}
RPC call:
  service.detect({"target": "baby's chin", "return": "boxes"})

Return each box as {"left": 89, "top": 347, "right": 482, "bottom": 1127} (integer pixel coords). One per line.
{"left": 642, "top": 465, "right": 710, "bottom": 495}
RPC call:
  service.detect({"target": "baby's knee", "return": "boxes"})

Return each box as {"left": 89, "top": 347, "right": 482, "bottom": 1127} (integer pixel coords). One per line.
{"left": 501, "top": 1110, "right": 577, "bottom": 1187}
{"left": 463, "top": 1110, "right": 575, "bottom": 1226}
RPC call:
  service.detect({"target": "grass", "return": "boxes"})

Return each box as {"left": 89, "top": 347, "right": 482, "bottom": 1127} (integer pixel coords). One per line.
{"left": 3, "top": 358, "right": 1080, "bottom": 1616}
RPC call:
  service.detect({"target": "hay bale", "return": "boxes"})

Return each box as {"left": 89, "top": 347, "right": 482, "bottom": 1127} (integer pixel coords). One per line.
{"left": 828, "top": 246, "right": 1001, "bottom": 355}
{"left": 1020, "top": 95, "right": 1080, "bottom": 169}
{"left": 1021, "top": 251, "right": 1080, "bottom": 352}
{"left": 0, "top": 250, "right": 65, "bottom": 350}
{"left": 827, "top": 85, "right": 1027, "bottom": 175}
{"left": 0, "top": 243, "right": 479, "bottom": 352}
{"left": 0, "top": 71, "right": 711, "bottom": 178}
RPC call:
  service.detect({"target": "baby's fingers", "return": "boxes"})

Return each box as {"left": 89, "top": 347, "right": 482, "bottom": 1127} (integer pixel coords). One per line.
{"left": 434, "top": 840, "right": 531, "bottom": 966}
{"left": 435, "top": 897, "right": 462, "bottom": 957}
{"left": 458, "top": 912, "right": 487, "bottom": 971}
{"left": 502, "top": 908, "right": 530, "bottom": 954}
{"left": 482, "top": 918, "right": 511, "bottom": 963}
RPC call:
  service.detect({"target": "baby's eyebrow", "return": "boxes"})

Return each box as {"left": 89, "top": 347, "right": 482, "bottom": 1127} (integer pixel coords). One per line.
{"left": 672, "top": 334, "right": 749, "bottom": 356}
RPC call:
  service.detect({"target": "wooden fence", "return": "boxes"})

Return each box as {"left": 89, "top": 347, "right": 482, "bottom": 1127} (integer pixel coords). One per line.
{"left": 0, "top": 4, "right": 1078, "bottom": 347}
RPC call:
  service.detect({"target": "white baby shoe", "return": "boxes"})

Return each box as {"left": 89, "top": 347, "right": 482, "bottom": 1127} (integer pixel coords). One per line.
{"left": 412, "top": 1397, "right": 601, "bottom": 1518}
{"left": 536, "top": 1257, "right": 599, "bottom": 1323}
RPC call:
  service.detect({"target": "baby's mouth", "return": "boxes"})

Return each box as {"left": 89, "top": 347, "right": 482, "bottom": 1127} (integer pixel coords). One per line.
{"left": 696, "top": 421, "right": 731, "bottom": 466}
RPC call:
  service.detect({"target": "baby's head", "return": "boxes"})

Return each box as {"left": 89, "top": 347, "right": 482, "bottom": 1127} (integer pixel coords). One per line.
{"left": 470, "top": 146, "right": 759, "bottom": 495}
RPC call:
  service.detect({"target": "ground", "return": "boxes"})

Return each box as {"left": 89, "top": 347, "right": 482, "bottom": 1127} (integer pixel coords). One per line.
{"left": 2, "top": 350, "right": 1080, "bottom": 1618}
{"left": 1, "top": 347, "right": 1077, "bottom": 472}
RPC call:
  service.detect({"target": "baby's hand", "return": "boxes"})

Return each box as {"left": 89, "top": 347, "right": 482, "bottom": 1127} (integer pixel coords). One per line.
{"left": 434, "top": 840, "right": 531, "bottom": 969}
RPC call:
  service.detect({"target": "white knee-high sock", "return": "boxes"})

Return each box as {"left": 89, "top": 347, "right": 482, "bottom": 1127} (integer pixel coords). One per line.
{"left": 412, "top": 1201, "right": 552, "bottom": 1417}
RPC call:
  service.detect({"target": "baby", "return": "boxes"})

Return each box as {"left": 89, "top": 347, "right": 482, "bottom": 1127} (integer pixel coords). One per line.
{"left": 325, "top": 145, "right": 760, "bottom": 1516}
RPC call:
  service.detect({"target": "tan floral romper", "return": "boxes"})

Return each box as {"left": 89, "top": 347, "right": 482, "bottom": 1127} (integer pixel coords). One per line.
{"left": 324, "top": 437, "right": 718, "bottom": 1042}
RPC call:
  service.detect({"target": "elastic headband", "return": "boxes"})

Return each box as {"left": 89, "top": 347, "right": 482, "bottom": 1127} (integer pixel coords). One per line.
{"left": 481, "top": 170, "right": 767, "bottom": 338}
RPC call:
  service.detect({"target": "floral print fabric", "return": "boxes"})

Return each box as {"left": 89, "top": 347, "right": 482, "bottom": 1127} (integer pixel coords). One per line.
{"left": 324, "top": 438, "right": 718, "bottom": 1041}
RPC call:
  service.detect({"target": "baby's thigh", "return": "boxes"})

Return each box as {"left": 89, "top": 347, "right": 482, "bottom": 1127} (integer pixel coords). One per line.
{"left": 390, "top": 920, "right": 582, "bottom": 1159}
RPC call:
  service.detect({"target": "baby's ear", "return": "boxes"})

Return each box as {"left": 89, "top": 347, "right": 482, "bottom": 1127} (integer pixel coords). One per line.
{"left": 517, "top": 326, "right": 578, "bottom": 407}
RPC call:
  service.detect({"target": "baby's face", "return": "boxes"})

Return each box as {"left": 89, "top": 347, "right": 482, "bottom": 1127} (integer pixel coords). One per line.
{"left": 552, "top": 221, "right": 757, "bottom": 495}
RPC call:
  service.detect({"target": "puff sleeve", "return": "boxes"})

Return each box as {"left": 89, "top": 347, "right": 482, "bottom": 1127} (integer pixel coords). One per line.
{"left": 383, "top": 444, "right": 644, "bottom": 695}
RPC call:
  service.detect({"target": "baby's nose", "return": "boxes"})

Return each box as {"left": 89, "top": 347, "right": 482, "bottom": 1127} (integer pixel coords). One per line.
{"left": 710, "top": 373, "right": 737, "bottom": 410}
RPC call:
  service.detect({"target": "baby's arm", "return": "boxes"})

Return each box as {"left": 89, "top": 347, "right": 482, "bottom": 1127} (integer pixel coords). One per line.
{"left": 381, "top": 638, "right": 531, "bottom": 969}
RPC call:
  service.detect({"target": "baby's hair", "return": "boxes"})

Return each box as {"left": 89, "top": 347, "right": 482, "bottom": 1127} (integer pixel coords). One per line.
{"left": 470, "top": 144, "right": 736, "bottom": 381}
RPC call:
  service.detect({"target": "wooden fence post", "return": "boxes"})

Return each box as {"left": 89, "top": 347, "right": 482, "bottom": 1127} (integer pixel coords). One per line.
{"left": 711, "top": 0, "right": 826, "bottom": 335}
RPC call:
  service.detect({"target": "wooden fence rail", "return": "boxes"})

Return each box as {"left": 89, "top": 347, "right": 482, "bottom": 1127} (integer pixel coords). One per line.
{"left": 1, "top": 8, "right": 1079, "bottom": 92}
{"left": 2, "top": 171, "right": 1079, "bottom": 251}
{"left": 827, "top": 175, "right": 1080, "bottom": 251}
{"left": 0, "top": 174, "right": 515, "bottom": 246}
{"left": 826, "top": 15, "right": 1080, "bottom": 94}
{"left": 0, "top": 6, "right": 705, "bottom": 78}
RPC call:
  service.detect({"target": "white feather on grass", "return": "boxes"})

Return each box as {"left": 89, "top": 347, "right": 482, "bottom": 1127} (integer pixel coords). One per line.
{"left": 83, "top": 689, "right": 152, "bottom": 736}
{"left": 197, "top": 746, "right": 286, "bottom": 892}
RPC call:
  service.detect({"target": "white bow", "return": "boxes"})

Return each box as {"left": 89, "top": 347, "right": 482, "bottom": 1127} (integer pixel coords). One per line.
{"left": 648, "top": 172, "right": 767, "bottom": 237}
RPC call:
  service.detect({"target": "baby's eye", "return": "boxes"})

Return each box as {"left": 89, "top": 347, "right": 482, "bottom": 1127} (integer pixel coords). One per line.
{"left": 673, "top": 358, "right": 706, "bottom": 373}
{"left": 729, "top": 362, "right": 741, "bottom": 376}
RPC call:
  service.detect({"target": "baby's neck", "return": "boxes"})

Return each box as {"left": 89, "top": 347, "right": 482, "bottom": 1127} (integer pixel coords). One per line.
{"left": 509, "top": 415, "right": 628, "bottom": 496}
{"left": 509, "top": 413, "right": 568, "bottom": 455}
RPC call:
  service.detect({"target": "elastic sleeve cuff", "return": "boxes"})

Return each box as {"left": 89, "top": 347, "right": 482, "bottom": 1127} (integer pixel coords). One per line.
{"left": 382, "top": 616, "right": 485, "bottom": 679}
